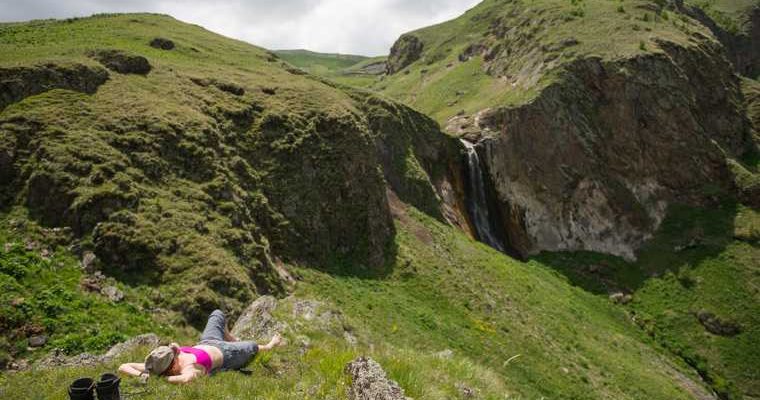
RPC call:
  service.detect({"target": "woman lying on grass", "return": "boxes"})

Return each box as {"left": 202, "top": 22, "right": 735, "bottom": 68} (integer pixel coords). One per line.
{"left": 118, "top": 309, "right": 282, "bottom": 384}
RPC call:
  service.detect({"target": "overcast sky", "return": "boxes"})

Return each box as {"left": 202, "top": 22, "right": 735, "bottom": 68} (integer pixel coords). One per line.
{"left": 0, "top": 0, "right": 481, "bottom": 56}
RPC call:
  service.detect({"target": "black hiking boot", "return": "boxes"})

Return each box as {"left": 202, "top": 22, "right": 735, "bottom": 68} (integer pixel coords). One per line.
{"left": 68, "top": 377, "right": 95, "bottom": 400}
{"left": 95, "top": 373, "right": 121, "bottom": 400}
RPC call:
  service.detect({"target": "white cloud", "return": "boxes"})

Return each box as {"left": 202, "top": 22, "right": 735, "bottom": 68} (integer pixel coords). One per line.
{"left": 0, "top": 0, "right": 481, "bottom": 55}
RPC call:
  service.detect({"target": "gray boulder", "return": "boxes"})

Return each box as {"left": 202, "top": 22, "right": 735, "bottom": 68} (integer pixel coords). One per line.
{"left": 231, "top": 296, "right": 285, "bottom": 341}
{"left": 36, "top": 333, "right": 159, "bottom": 369}
{"left": 103, "top": 333, "right": 160, "bottom": 361}
{"left": 28, "top": 335, "right": 47, "bottom": 348}
{"left": 101, "top": 285, "right": 124, "bottom": 302}
{"left": 345, "top": 356, "right": 406, "bottom": 400}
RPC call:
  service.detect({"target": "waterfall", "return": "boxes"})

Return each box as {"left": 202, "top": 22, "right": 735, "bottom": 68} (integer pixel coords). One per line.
{"left": 460, "top": 139, "right": 506, "bottom": 252}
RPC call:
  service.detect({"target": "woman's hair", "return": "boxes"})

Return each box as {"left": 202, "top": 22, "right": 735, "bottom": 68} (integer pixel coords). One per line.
{"left": 161, "top": 355, "right": 181, "bottom": 376}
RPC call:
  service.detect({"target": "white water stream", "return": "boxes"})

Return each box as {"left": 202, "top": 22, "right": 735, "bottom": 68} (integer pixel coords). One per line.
{"left": 460, "top": 139, "right": 506, "bottom": 252}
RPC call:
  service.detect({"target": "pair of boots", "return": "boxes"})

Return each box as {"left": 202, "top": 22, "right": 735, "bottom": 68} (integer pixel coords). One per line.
{"left": 68, "top": 373, "right": 120, "bottom": 400}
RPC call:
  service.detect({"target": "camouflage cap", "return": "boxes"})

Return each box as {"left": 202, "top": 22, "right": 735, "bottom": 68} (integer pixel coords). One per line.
{"left": 144, "top": 345, "right": 175, "bottom": 376}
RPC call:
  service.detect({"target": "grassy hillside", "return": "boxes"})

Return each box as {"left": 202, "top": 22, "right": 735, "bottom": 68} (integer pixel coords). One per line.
{"left": 275, "top": 49, "right": 387, "bottom": 88}
{"left": 536, "top": 202, "right": 760, "bottom": 398}
{"left": 0, "top": 13, "right": 418, "bottom": 327}
{"left": 370, "top": 0, "right": 760, "bottom": 397}
{"left": 274, "top": 49, "right": 368, "bottom": 75}
{"left": 374, "top": 0, "right": 711, "bottom": 124}
{"left": 0, "top": 201, "right": 716, "bottom": 399}
{"left": 0, "top": 213, "right": 176, "bottom": 366}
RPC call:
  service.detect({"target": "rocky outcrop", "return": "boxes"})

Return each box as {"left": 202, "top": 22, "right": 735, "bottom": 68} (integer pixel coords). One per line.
{"left": 88, "top": 49, "right": 151, "bottom": 75}
{"left": 466, "top": 39, "right": 752, "bottom": 259}
{"left": 231, "top": 295, "right": 285, "bottom": 341}
{"left": 0, "top": 63, "right": 108, "bottom": 110}
{"left": 232, "top": 296, "right": 359, "bottom": 347}
{"left": 345, "top": 357, "right": 407, "bottom": 400}
{"left": 353, "top": 60, "right": 387, "bottom": 75}
{"left": 386, "top": 34, "right": 423, "bottom": 74}
{"left": 354, "top": 93, "right": 469, "bottom": 229}
{"left": 190, "top": 77, "right": 245, "bottom": 96}
{"left": 696, "top": 310, "right": 742, "bottom": 337}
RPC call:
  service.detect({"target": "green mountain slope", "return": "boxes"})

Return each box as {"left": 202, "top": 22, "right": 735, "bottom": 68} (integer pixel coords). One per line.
{"left": 275, "top": 49, "right": 387, "bottom": 87}
{"left": 273, "top": 49, "right": 368, "bottom": 75}
{"left": 0, "top": 13, "right": 462, "bottom": 326}
{"left": 376, "top": 0, "right": 722, "bottom": 122}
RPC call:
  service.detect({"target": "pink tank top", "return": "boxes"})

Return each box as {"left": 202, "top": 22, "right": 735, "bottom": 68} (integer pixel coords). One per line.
{"left": 179, "top": 347, "right": 213, "bottom": 373}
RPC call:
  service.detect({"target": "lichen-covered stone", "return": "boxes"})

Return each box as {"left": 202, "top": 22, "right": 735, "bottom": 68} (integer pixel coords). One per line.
{"left": 231, "top": 296, "right": 285, "bottom": 341}
{"left": 345, "top": 356, "right": 406, "bottom": 400}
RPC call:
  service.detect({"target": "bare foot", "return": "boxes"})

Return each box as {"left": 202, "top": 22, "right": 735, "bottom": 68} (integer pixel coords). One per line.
{"left": 259, "top": 333, "right": 283, "bottom": 351}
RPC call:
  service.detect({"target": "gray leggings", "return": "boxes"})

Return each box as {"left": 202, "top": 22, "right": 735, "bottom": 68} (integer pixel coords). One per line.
{"left": 198, "top": 310, "right": 258, "bottom": 372}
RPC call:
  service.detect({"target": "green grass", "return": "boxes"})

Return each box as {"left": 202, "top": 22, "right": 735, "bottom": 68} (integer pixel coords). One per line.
{"left": 535, "top": 203, "right": 760, "bottom": 398}
{"left": 0, "top": 213, "right": 174, "bottom": 366}
{"left": 0, "top": 8, "right": 757, "bottom": 400}
{"left": 0, "top": 203, "right": 716, "bottom": 399}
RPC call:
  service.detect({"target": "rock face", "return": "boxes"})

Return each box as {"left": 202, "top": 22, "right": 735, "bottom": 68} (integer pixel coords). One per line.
{"left": 345, "top": 356, "right": 407, "bottom": 400}
{"left": 386, "top": 34, "right": 423, "bottom": 74}
{"left": 0, "top": 63, "right": 109, "bottom": 110}
{"left": 355, "top": 93, "right": 468, "bottom": 228}
{"left": 470, "top": 40, "right": 752, "bottom": 259}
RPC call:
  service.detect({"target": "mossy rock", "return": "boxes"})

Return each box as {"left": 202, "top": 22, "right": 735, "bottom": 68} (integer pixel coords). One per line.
{"left": 88, "top": 49, "right": 151, "bottom": 75}
{"left": 149, "top": 37, "right": 175, "bottom": 50}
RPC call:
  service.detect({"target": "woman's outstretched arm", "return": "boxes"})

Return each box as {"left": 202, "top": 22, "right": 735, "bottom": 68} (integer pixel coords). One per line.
{"left": 118, "top": 363, "right": 146, "bottom": 377}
